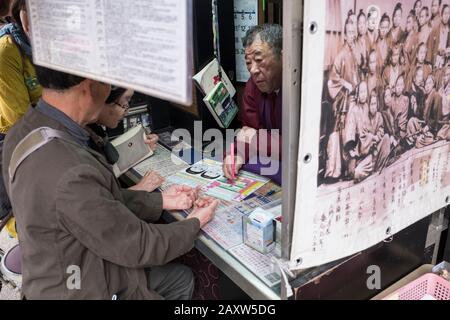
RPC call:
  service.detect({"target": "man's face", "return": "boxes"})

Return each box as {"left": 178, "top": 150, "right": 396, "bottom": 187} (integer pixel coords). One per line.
{"left": 245, "top": 35, "right": 282, "bottom": 94}
{"left": 415, "top": 1, "right": 423, "bottom": 17}
{"left": 379, "top": 20, "right": 390, "bottom": 38}
{"left": 345, "top": 22, "right": 357, "bottom": 44}
{"left": 358, "top": 82, "right": 368, "bottom": 104}
{"left": 414, "top": 69, "right": 424, "bottom": 87}
{"left": 419, "top": 9, "right": 428, "bottom": 27}
{"left": 442, "top": 6, "right": 450, "bottom": 24}
{"left": 358, "top": 15, "right": 367, "bottom": 35}
{"left": 425, "top": 76, "right": 434, "bottom": 94}
{"left": 0, "top": 0, "right": 11, "bottom": 17}
{"left": 432, "top": 0, "right": 440, "bottom": 17}
{"left": 369, "top": 95, "right": 378, "bottom": 116}
{"left": 393, "top": 9, "right": 402, "bottom": 28}
{"left": 368, "top": 9, "right": 379, "bottom": 31}
{"left": 384, "top": 89, "right": 392, "bottom": 106}
{"left": 406, "top": 16, "right": 415, "bottom": 32}
{"left": 395, "top": 77, "right": 405, "bottom": 96}
{"left": 369, "top": 52, "right": 377, "bottom": 73}
{"left": 98, "top": 89, "right": 133, "bottom": 129}
{"left": 444, "top": 67, "right": 450, "bottom": 86}
{"left": 417, "top": 45, "right": 427, "bottom": 63}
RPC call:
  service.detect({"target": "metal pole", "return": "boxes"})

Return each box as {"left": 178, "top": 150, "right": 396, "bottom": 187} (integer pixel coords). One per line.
{"left": 281, "top": 0, "right": 303, "bottom": 296}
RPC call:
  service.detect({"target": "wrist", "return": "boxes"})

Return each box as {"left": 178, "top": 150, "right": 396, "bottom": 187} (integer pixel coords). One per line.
{"left": 162, "top": 194, "right": 172, "bottom": 210}
{"left": 188, "top": 216, "right": 202, "bottom": 228}
{"left": 235, "top": 152, "right": 246, "bottom": 165}
{"left": 128, "top": 183, "right": 141, "bottom": 191}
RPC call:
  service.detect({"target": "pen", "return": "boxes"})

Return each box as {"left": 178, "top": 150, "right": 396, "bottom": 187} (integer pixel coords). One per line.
{"left": 230, "top": 142, "right": 235, "bottom": 181}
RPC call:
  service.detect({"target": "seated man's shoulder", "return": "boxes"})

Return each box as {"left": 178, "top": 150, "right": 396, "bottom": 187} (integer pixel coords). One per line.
{"left": 5, "top": 110, "right": 48, "bottom": 152}
{"left": 244, "top": 77, "right": 264, "bottom": 104}
{"left": 4, "top": 115, "right": 103, "bottom": 177}
{"left": 3, "top": 111, "right": 37, "bottom": 154}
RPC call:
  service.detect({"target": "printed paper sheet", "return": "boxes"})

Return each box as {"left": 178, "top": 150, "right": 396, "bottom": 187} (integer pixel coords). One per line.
{"left": 28, "top": 0, "right": 193, "bottom": 105}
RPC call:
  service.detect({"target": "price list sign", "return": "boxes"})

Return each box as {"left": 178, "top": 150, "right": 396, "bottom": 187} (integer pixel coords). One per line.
{"left": 28, "top": 0, "right": 193, "bottom": 105}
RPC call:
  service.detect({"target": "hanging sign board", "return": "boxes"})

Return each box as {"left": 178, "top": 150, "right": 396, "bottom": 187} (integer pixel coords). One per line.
{"left": 27, "top": 0, "right": 193, "bottom": 105}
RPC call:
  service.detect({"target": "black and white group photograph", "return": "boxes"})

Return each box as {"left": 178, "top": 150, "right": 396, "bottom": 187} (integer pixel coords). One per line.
{"left": 319, "top": 0, "right": 450, "bottom": 185}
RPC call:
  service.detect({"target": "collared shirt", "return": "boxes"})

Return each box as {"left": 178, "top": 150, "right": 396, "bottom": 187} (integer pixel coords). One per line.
{"left": 240, "top": 77, "right": 282, "bottom": 160}
{"left": 242, "top": 79, "right": 282, "bottom": 131}
{"left": 240, "top": 78, "right": 283, "bottom": 184}
{"left": 36, "top": 99, "right": 90, "bottom": 147}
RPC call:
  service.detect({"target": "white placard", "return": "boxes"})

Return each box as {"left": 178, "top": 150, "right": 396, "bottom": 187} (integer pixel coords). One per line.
{"left": 234, "top": 0, "right": 259, "bottom": 82}
{"left": 291, "top": 0, "right": 450, "bottom": 269}
{"left": 27, "top": 0, "right": 193, "bottom": 105}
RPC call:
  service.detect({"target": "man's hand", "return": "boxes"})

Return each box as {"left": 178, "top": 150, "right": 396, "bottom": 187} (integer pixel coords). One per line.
{"left": 129, "top": 170, "right": 164, "bottom": 192}
{"left": 354, "top": 158, "right": 373, "bottom": 181}
{"left": 164, "top": 185, "right": 199, "bottom": 199}
{"left": 236, "top": 126, "right": 257, "bottom": 144}
{"left": 417, "top": 134, "right": 426, "bottom": 146}
{"left": 162, "top": 193, "right": 194, "bottom": 211}
{"left": 144, "top": 134, "right": 159, "bottom": 152}
{"left": 188, "top": 196, "right": 219, "bottom": 228}
{"left": 222, "top": 154, "right": 244, "bottom": 181}
{"left": 162, "top": 185, "right": 199, "bottom": 210}
{"left": 364, "top": 132, "right": 376, "bottom": 145}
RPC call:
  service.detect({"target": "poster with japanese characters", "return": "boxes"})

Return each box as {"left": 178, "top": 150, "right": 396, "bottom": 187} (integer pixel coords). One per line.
{"left": 291, "top": 0, "right": 450, "bottom": 269}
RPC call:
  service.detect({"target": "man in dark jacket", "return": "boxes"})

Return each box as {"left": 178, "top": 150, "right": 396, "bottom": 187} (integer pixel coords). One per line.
{"left": 222, "top": 24, "right": 283, "bottom": 184}
{"left": 2, "top": 66, "right": 218, "bottom": 300}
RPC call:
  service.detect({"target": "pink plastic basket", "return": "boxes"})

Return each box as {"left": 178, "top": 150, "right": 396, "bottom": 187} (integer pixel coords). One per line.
{"left": 387, "top": 273, "right": 450, "bottom": 300}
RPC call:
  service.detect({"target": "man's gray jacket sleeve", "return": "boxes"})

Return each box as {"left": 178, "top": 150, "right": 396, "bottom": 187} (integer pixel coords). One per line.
{"left": 55, "top": 164, "right": 200, "bottom": 268}
{"left": 120, "top": 189, "right": 163, "bottom": 222}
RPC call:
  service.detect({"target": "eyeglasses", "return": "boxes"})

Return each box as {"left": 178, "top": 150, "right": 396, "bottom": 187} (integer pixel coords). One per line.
{"left": 114, "top": 102, "right": 130, "bottom": 110}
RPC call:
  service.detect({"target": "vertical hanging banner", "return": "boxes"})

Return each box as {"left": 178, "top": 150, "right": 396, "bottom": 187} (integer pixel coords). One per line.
{"left": 27, "top": 0, "right": 193, "bottom": 106}
{"left": 292, "top": 0, "right": 450, "bottom": 269}
{"left": 234, "top": 0, "right": 259, "bottom": 82}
